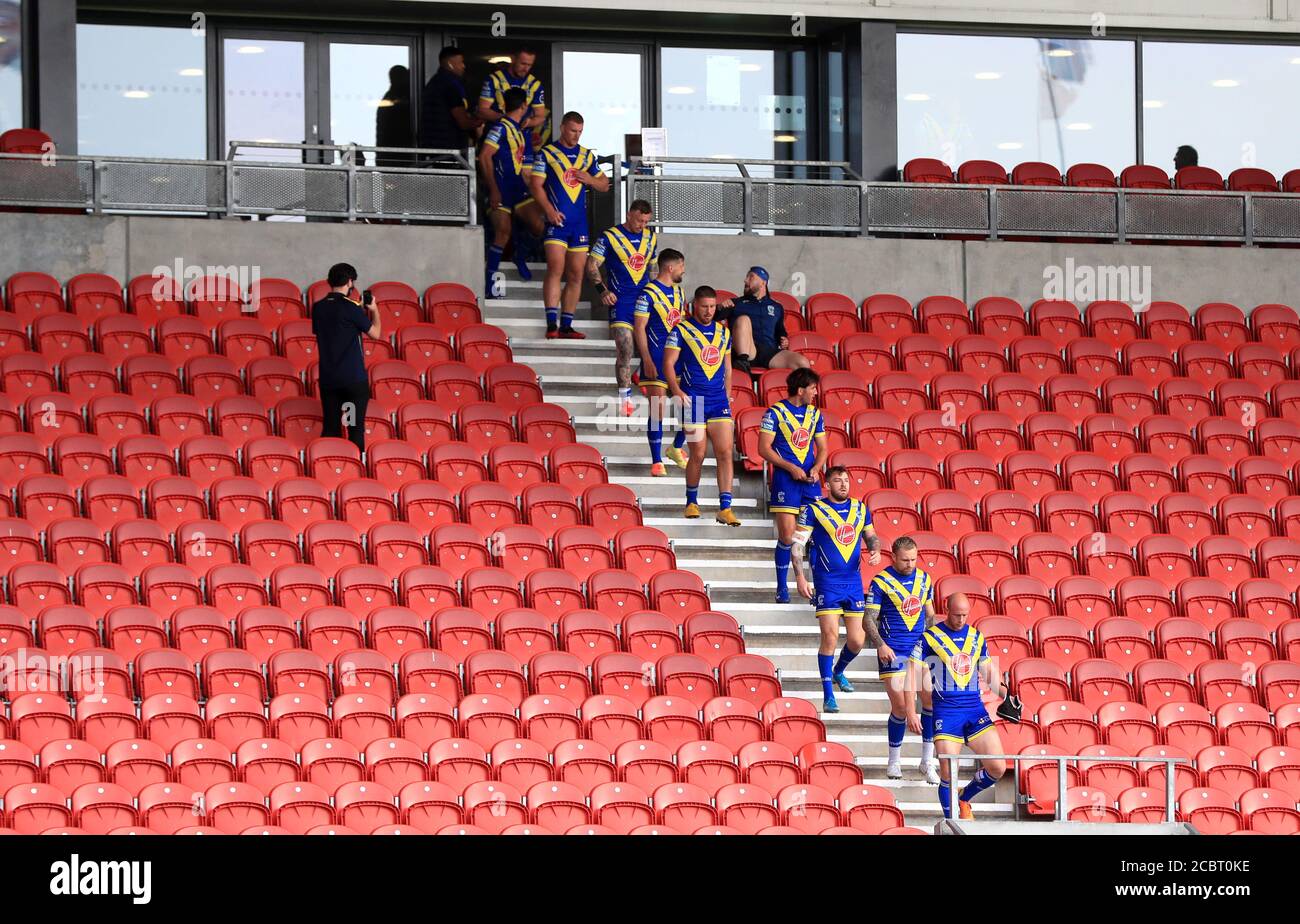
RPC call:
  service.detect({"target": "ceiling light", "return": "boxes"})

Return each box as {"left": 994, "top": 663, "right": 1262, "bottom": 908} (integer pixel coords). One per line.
{"left": 996, "top": 141, "right": 1023, "bottom": 150}
{"left": 738, "top": 63, "right": 762, "bottom": 72}
{"left": 488, "top": 55, "right": 511, "bottom": 65}
{"left": 1066, "top": 122, "right": 1092, "bottom": 131}
{"left": 375, "top": 99, "right": 394, "bottom": 108}
{"left": 178, "top": 68, "right": 204, "bottom": 77}
{"left": 1047, "top": 48, "right": 1075, "bottom": 58}
{"left": 1211, "top": 78, "right": 1239, "bottom": 88}
{"left": 774, "top": 134, "right": 798, "bottom": 143}
{"left": 974, "top": 72, "right": 1002, "bottom": 80}
{"left": 1143, "top": 99, "right": 1165, "bottom": 109}
{"left": 667, "top": 86, "right": 695, "bottom": 95}
{"left": 123, "top": 90, "right": 151, "bottom": 99}
{"left": 903, "top": 93, "right": 931, "bottom": 102}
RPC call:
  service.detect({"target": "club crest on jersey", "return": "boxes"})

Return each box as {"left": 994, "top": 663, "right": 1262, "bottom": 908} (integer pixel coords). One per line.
{"left": 701, "top": 345, "right": 722, "bottom": 366}
{"left": 950, "top": 652, "right": 973, "bottom": 676}
{"left": 835, "top": 522, "right": 857, "bottom": 546}
{"left": 667, "top": 307, "right": 682, "bottom": 326}
{"left": 628, "top": 253, "right": 647, "bottom": 271}
{"left": 791, "top": 427, "right": 811, "bottom": 450}
{"left": 903, "top": 595, "right": 923, "bottom": 618}
{"left": 563, "top": 167, "right": 581, "bottom": 187}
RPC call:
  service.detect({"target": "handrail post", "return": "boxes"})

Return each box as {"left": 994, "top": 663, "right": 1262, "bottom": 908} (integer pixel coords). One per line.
{"left": 1116, "top": 189, "right": 1127, "bottom": 244}
{"left": 346, "top": 144, "right": 357, "bottom": 223}
{"left": 1244, "top": 192, "right": 1254, "bottom": 247}
{"left": 1057, "top": 757, "right": 1067, "bottom": 821}
{"left": 1165, "top": 758, "right": 1176, "bottom": 824}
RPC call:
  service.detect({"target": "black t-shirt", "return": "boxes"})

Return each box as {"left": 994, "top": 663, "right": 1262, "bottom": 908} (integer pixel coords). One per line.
{"left": 312, "top": 292, "right": 371, "bottom": 387}
{"left": 419, "top": 68, "right": 472, "bottom": 151}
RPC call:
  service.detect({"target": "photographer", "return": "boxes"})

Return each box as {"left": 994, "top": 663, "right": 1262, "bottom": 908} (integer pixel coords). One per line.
{"left": 312, "top": 262, "right": 381, "bottom": 453}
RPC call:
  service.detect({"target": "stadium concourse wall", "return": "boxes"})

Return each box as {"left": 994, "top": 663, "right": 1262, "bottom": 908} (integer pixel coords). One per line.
{"left": 3, "top": 211, "right": 1300, "bottom": 312}
{"left": 0, "top": 212, "right": 485, "bottom": 299}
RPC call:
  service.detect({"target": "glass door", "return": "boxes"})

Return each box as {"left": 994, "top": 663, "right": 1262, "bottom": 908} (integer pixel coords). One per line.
{"left": 552, "top": 44, "right": 649, "bottom": 165}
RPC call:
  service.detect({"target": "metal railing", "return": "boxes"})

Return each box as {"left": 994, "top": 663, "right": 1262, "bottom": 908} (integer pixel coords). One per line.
{"left": 939, "top": 752, "right": 1189, "bottom": 825}
{"left": 623, "top": 156, "right": 1300, "bottom": 244}
{"left": 0, "top": 141, "right": 476, "bottom": 224}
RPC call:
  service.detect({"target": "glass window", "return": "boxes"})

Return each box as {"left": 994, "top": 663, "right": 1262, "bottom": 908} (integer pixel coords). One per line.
{"left": 1143, "top": 41, "right": 1300, "bottom": 178}
{"left": 328, "top": 41, "right": 410, "bottom": 152}
{"left": 896, "top": 33, "right": 1136, "bottom": 173}
{"left": 0, "top": 0, "right": 21, "bottom": 133}
{"left": 76, "top": 23, "right": 207, "bottom": 159}
{"left": 825, "top": 47, "right": 846, "bottom": 164}
{"left": 660, "top": 47, "right": 807, "bottom": 163}
{"left": 559, "top": 50, "right": 642, "bottom": 162}
{"left": 223, "top": 38, "right": 305, "bottom": 163}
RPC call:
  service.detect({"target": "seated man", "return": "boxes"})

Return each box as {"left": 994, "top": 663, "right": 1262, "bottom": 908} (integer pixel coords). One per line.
{"left": 718, "top": 266, "right": 809, "bottom": 374}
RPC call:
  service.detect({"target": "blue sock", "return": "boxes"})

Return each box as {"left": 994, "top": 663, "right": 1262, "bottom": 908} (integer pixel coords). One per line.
{"left": 887, "top": 714, "right": 906, "bottom": 749}
{"left": 672, "top": 429, "right": 686, "bottom": 449}
{"left": 938, "top": 780, "right": 952, "bottom": 816}
{"left": 486, "top": 245, "right": 504, "bottom": 288}
{"left": 560, "top": 311, "right": 574, "bottom": 330}
{"left": 647, "top": 415, "right": 663, "bottom": 464}
{"left": 545, "top": 306, "right": 559, "bottom": 328}
{"left": 818, "top": 653, "right": 835, "bottom": 700}
{"left": 719, "top": 492, "right": 733, "bottom": 511}
{"left": 921, "top": 709, "right": 935, "bottom": 743}
{"left": 686, "top": 484, "right": 699, "bottom": 506}
{"left": 960, "top": 769, "right": 996, "bottom": 803}
{"left": 774, "top": 542, "right": 792, "bottom": 593}
{"left": 834, "top": 645, "right": 858, "bottom": 676}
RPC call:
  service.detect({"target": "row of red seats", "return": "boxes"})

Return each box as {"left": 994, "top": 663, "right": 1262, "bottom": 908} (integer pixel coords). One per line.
{"left": 0, "top": 313, "right": 505, "bottom": 373}
{"left": 903, "top": 157, "right": 1300, "bottom": 195}
{"left": 2, "top": 271, "right": 481, "bottom": 332}
{"left": 1069, "top": 784, "right": 1295, "bottom": 832}
{"left": 0, "top": 353, "right": 544, "bottom": 411}
{"left": 0, "top": 776, "right": 901, "bottom": 836}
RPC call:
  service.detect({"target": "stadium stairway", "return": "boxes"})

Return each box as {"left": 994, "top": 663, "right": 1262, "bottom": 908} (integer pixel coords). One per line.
{"left": 482, "top": 263, "right": 1017, "bottom": 827}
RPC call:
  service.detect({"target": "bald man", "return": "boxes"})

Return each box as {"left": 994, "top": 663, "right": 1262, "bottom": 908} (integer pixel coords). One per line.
{"left": 905, "top": 592, "right": 1009, "bottom": 820}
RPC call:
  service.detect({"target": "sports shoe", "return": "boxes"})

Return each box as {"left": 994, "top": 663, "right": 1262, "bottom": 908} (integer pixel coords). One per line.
{"left": 715, "top": 508, "right": 741, "bottom": 527}
{"left": 822, "top": 696, "right": 839, "bottom": 714}
{"left": 733, "top": 355, "right": 752, "bottom": 375}
{"left": 958, "top": 800, "right": 974, "bottom": 820}
{"left": 620, "top": 397, "right": 636, "bottom": 417}
{"left": 833, "top": 672, "right": 855, "bottom": 693}
{"left": 774, "top": 588, "right": 790, "bottom": 604}
{"left": 649, "top": 463, "right": 668, "bottom": 477}
{"left": 664, "top": 446, "right": 688, "bottom": 469}
{"left": 545, "top": 327, "right": 560, "bottom": 340}
{"left": 920, "top": 759, "right": 940, "bottom": 785}
{"left": 885, "top": 760, "right": 903, "bottom": 780}
{"left": 684, "top": 503, "right": 701, "bottom": 519}
{"left": 558, "top": 327, "right": 586, "bottom": 340}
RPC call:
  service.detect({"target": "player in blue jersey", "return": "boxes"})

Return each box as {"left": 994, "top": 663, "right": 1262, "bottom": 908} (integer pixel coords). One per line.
{"left": 477, "top": 88, "right": 545, "bottom": 296}
{"left": 792, "top": 466, "right": 881, "bottom": 713}
{"left": 906, "top": 592, "right": 1010, "bottom": 819}
{"left": 529, "top": 111, "right": 610, "bottom": 340}
{"left": 477, "top": 46, "right": 548, "bottom": 135}
{"left": 664, "top": 286, "right": 739, "bottom": 527}
{"left": 634, "top": 249, "right": 689, "bottom": 477}
{"left": 864, "top": 536, "right": 940, "bottom": 784}
{"left": 758, "top": 367, "right": 828, "bottom": 603}
{"left": 588, "top": 200, "right": 657, "bottom": 416}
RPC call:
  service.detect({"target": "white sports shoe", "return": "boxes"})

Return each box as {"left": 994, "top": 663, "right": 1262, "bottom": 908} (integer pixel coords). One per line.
{"left": 919, "top": 758, "right": 940, "bottom": 785}
{"left": 885, "top": 760, "right": 903, "bottom": 780}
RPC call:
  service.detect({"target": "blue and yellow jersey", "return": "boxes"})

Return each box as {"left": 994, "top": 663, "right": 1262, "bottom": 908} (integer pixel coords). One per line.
{"left": 482, "top": 116, "right": 532, "bottom": 183}
{"left": 760, "top": 400, "right": 825, "bottom": 474}
{"left": 634, "top": 279, "right": 685, "bottom": 356}
{"left": 866, "top": 566, "right": 934, "bottom": 645}
{"left": 664, "top": 318, "right": 730, "bottom": 397}
{"left": 590, "top": 225, "right": 658, "bottom": 300}
{"left": 910, "top": 622, "right": 990, "bottom": 710}
{"left": 532, "top": 142, "right": 599, "bottom": 221}
{"left": 480, "top": 69, "right": 546, "bottom": 118}
{"left": 798, "top": 497, "right": 875, "bottom": 583}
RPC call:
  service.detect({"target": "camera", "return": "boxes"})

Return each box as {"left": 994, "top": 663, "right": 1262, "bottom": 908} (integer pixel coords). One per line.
{"left": 363, "top": 289, "right": 374, "bottom": 307}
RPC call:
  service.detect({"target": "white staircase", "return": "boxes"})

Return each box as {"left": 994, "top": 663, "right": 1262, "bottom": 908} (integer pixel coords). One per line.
{"left": 483, "top": 264, "right": 1017, "bottom": 828}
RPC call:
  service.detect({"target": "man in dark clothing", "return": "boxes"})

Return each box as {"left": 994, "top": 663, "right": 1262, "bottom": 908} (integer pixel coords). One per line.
{"left": 718, "top": 266, "right": 810, "bottom": 374}
{"left": 376, "top": 65, "right": 413, "bottom": 166}
{"left": 312, "top": 262, "right": 381, "bottom": 453}
{"left": 419, "top": 46, "right": 483, "bottom": 156}
{"left": 1174, "top": 145, "right": 1199, "bottom": 171}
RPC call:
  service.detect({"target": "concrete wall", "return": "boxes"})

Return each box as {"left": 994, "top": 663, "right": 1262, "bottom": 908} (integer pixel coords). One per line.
{"left": 0, "top": 213, "right": 483, "bottom": 297}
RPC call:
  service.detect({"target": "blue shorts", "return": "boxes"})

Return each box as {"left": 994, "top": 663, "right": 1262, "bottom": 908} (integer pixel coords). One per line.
{"left": 769, "top": 467, "right": 821, "bottom": 516}
{"left": 544, "top": 215, "right": 590, "bottom": 252}
{"left": 496, "top": 176, "right": 534, "bottom": 213}
{"left": 813, "top": 577, "right": 866, "bottom": 619}
{"left": 611, "top": 295, "right": 640, "bottom": 331}
{"left": 641, "top": 343, "right": 668, "bottom": 389}
{"left": 877, "top": 633, "right": 924, "bottom": 679}
{"left": 932, "top": 703, "right": 996, "bottom": 744}
{"left": 680, "top": 391, "right": 732, "bottom": 430}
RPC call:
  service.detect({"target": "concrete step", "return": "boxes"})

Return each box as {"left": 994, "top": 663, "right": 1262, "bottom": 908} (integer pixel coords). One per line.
{"left": 642, "top": 517, "right": 774, "bottom": 541}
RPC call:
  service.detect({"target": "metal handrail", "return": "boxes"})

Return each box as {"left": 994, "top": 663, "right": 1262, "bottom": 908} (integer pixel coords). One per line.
{"left": 938, "top": 752, "right": 1189, "bottom": 824}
